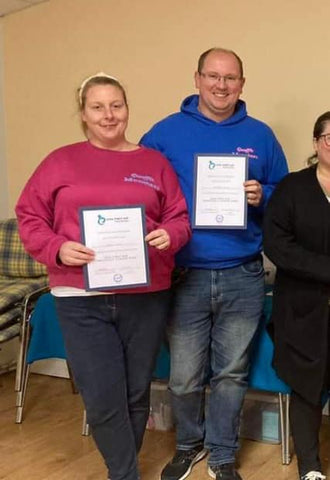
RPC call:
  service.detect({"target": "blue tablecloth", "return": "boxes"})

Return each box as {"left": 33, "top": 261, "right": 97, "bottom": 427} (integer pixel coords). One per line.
{"left": 27, "top": 293, "right": 66, "bottom": 363}
{"left": 26, "top": 292, "right": 291, "bottom": 395}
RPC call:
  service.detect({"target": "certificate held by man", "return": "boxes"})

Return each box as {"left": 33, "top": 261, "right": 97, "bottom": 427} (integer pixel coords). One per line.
{"left": 79, "top": 205, "right": 150, "bottom": 291}
{"left": 193, "top": 154, "right": 248, "bottom": 229}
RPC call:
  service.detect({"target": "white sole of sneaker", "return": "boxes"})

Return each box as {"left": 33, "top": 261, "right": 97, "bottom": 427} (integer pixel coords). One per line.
{"left": 208, "top": 466, "right": 242, "bottom": 480}
{"left": 174, "top": 449, "right": 208, "bottom": 480}
{"left": 208, "top": 466, "right": 216, "bottom": 479}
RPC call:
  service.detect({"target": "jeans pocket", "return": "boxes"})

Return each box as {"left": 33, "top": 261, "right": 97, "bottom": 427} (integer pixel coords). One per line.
{"left": 241, "top": 256, "right": 264, "bottom": 276}
{"left": 171, "top": 267, "right": 189, "bottom": 287}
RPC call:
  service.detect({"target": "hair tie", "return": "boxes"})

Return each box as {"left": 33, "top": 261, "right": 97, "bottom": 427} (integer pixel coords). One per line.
{"left": 78, "top": 72, "right": 119, "bottom": 105}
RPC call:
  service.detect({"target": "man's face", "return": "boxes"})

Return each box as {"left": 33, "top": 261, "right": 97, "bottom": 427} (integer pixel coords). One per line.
{"left": 194, "top": 51, "right": 245, "bottom": 122}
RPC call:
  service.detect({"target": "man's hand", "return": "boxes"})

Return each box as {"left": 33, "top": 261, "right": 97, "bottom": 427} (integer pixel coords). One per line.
{"left": 244, "top": 180, "right": 263, "bottom": 207}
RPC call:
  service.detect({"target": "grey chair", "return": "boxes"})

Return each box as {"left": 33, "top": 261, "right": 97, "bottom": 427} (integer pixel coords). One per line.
{"left": 15, "top": 291, "right": 89, "bottom": 435}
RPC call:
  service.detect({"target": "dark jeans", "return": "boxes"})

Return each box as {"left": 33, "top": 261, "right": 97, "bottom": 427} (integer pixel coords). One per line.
{"left": 54, "top": 290, "right": 170, "bottom": 480}
{"left": 168, "top": 259, "right": 264, "bottom": 465}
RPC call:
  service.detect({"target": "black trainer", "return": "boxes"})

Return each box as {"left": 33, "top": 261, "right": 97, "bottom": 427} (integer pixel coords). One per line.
{"left": 208, "top": 463, "right": 243, "bottom": 480}
{"left": 161, "top": 445, "right": 207, "bottom": 480}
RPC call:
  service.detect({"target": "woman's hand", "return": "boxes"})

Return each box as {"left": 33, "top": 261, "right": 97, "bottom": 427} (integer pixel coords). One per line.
{"left": 145, "top": 229, "right": 171, "bottom": 251}
{"left": 58, "top": 241, "right": 95, "bottom": 266}
{"left": 244, "top": 180, "right": 263, "bottom": 207}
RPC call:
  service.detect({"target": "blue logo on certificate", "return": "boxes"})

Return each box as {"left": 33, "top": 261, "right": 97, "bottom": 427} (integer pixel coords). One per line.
{"left": 216, "top": 214, "right": 224, "bottom": 223}
{"left": 113, "top": 273, "right": 123, "bottom": 283}
{"left": 209, "top": 160, "right": 216, "bottom": 170}
{"left": 97, "top": 215, "right": 106, "bottom": 225}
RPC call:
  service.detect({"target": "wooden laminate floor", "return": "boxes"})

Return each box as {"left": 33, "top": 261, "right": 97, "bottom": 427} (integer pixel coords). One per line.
{"left": 0, "top": 371, "right": 329, "bottom": 480}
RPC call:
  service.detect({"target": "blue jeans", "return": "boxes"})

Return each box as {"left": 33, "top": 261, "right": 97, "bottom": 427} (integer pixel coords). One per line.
{"left": 54, "top": 291, "right": 170, "bottom": 480}
{"left": 168, "top": 259, "right": 264, "bottom": 466}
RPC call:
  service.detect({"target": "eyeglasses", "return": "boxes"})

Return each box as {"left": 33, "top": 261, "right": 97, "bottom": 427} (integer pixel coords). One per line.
{"left": 318, "top": 134, "right": 330, "bottom": 146}
{"left": 199, "top": 72, "right": 241, "bottom": 85}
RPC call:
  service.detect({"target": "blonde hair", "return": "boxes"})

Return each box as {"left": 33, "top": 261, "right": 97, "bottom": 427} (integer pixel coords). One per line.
{"left": 77, "top": 72, "right": 127, "bottom": 110}
{"left": 77, "top": 72, "right": 128, "bottom": 136}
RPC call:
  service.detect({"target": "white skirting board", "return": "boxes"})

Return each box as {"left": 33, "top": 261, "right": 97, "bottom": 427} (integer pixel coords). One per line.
{"left": 0, "top": 337, "right": 69, "bottom": 378}
{"left": 31, "top": 358, "right": 69, "bottom": 378}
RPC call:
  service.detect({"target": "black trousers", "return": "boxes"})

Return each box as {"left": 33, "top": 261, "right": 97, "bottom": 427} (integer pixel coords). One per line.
{"left": 290, "top": 391, "right": 323, "bottom": 476}
{"left": 290, "top": 309, "right": 330, "bottom": 477}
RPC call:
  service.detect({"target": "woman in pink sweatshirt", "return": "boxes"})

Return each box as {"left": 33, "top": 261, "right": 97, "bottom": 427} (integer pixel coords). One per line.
{"left": 16, "top": 72, "right": 191, "bottom": 480}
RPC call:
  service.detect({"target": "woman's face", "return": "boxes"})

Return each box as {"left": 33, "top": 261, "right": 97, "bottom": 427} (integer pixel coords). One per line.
{"left": 314, "top": 120, "right": 330, "bottom": 168}
{"left": 81, "top": 84, "right": 128, "bottom": 149}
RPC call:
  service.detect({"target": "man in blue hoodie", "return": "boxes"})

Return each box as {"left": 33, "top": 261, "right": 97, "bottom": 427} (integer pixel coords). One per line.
{"left": 141, "top": 47, "right": 288, "bottom": 480}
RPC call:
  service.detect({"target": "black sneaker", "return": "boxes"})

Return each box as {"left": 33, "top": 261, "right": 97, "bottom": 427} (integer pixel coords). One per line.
{"left": 208, "top": 463, "right": 243, "bottom": 480}
{"left": 161, "top": 445, "right": 207, "bottom": 480}
{"left": 300, "top": 472, "right": 326, "bottom": 480}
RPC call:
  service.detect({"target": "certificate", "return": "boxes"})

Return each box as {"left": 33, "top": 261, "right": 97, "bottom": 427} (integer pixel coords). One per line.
{"left": 193, "top": 154, "right": 248, "bottom": 229}
{"left": 79, "top": 205, "right": 150, "bottom": 291}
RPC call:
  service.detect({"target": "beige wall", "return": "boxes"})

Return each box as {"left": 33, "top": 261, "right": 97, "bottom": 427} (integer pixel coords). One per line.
{"left": 2, "top": 0, "right": 330, "bottom": 212}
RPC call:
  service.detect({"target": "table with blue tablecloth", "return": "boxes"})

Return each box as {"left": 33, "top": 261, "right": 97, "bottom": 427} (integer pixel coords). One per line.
{"left": 27, "top": 291, "right": 290, "bottom": 395}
